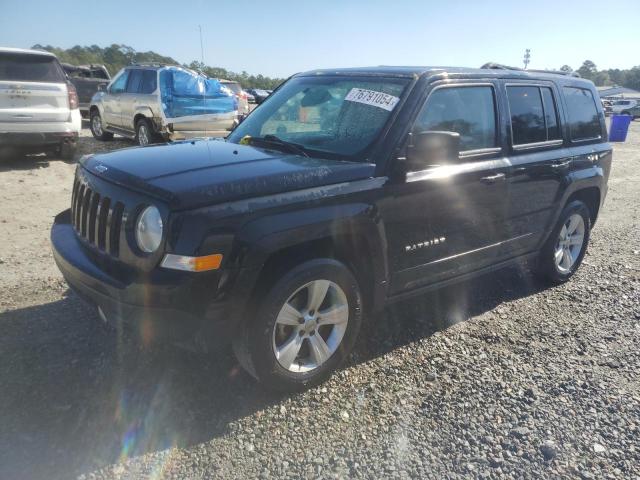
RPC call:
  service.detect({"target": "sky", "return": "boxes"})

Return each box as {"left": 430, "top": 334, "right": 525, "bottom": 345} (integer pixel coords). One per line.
{"left": 1, "top": 0, "right": 639, "bottom": 78}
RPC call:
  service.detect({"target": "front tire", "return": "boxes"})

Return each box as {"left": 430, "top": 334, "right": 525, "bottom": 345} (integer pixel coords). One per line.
{"left": 536, "top": 200, "right": 591, "bottom": 283}
{"left": 234, "top": 258, "right": 363, "bottom": 392}
{"left": 90, "top": 110, "right": 113, "bottom": 141}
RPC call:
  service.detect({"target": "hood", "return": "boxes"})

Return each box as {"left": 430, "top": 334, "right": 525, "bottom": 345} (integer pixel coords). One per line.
{"left": 81, "top": 140, "right": 376, "bottom": 210}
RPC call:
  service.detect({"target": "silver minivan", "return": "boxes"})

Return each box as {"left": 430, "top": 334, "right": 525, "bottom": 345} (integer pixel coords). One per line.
{"left": 89, "top": 65, "right": 238, "bottom": 146}
{"left": 0, "top": 47, "right": 81, "bottom": 158}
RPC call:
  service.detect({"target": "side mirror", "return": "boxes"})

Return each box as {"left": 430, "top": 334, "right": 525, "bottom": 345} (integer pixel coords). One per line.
{"left": 405, "top": 131, "right": 460, "bottom": 171}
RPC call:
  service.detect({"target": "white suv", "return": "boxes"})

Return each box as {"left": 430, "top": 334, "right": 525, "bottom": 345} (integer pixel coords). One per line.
{"left": 0, "top": 47, "right": 81, "bottom": 159}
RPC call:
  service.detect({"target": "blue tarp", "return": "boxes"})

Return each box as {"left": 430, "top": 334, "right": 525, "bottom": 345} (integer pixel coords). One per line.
{"left": 159, "top": 67, "right": 237, "bottom": 118}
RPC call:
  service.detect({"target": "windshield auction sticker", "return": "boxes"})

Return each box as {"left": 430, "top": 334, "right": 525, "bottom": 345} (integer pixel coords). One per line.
{"left": 344, "top": 88, "right": 400, "bottom": 111}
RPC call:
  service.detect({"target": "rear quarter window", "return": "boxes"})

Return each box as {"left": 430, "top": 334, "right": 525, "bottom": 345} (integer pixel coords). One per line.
{"left": 0, "top": 53, "right": 66, "bottom": 82}
{"left": 563, "top": 87, "right": 601, "bottom": 141}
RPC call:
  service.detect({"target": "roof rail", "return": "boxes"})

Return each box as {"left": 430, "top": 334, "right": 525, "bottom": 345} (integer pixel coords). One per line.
{"left": 481, "top": 63, "right": 581, "bottom": 78}
{"left": 480, "top": 62, "right": 522, "bottom": 71}
{"left": 129, "top": 61, "right": 169, "bottom": 67}
{"left": 528, "top": 69, "right": 581, "bottom": 78}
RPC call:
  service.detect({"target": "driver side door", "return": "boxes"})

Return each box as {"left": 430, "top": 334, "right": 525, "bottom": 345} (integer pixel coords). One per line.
{"left": 382, "top": 82, "right": 512, "bottom": 294}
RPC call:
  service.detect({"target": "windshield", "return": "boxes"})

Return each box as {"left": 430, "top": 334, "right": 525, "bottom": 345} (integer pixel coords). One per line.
{"left": 227, "top": 76, "right": 409, "bottom": 158}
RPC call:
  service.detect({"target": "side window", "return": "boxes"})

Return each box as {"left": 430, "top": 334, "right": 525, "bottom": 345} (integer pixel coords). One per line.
{"left": 414, "top": 86, "right": 497, "bottom": 151}
{"left": 540, "top": 87, "right": 561, "bottom": 140}
{"left": 563, "top": 87, "right": 601, "bottom": 141}
{"left": 109, "top": 71, "right": 129, "bottom": 93}
{"left": 507, "top": 86, "right": 546, "bottom": 144}
{"left": 140, "top": 70, "right": 157, "bottom": 94}
{"left": 507, "top": 86, "right": 562, "bottom": 145}
{"left": 126, "top": 69, "right": 143, "bottom": 93}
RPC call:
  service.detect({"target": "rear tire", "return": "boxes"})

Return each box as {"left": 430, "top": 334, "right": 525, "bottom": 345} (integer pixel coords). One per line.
{"left": 90, "top": 110, "right": 113, "bottom": 141}
{"left": 135, "top": 118, "right": 160, "bottom": 146}
{"left": 59, "top": 141, "right": 77, "bottom": 161}
{"left": 536, "top": 200, "right": 591, "bottom": 284}
{"left": 233, "top": 258, "right": 363, "bottom": 392}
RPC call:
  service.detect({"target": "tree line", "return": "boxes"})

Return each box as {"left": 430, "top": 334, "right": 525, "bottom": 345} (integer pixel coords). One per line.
{"left": 31, "top": 44, "right": 285, "bottom": 90}
{"left": 559, "top": 60, "right": 640, "bottom": 91}
{"left": 30, "top": 45, "right": 640, "bottom": 93}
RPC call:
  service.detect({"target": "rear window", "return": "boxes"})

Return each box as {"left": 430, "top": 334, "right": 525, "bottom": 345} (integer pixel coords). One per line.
{"left": 563, "top": 87, "right": 601, "bottom": 141}
{"left": 0, "top": 53, "right": 66, "bottom": 82}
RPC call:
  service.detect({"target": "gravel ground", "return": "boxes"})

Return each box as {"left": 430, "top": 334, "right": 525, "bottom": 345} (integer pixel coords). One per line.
{"left": 0, "top": 123, "right": 638, "bottom": 479}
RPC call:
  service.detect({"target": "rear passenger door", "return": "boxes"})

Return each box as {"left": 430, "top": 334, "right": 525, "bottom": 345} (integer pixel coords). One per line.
{"left": 500, "top": 81, "right": 569, "bottom": 257}
{"left": 120, "top": 69, "right": 144, "bottom": 131}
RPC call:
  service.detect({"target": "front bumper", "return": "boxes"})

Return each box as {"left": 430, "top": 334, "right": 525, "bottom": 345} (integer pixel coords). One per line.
{"left": 51, "top": 209, "right": 257, "bottom": 348}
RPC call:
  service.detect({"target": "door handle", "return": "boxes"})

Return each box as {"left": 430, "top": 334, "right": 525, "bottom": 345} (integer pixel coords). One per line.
{"left": 551, "top": 160, "right": 571, "bottom": 169}
{"left": 480, "top": 173, "right": 505, "bottom": 184}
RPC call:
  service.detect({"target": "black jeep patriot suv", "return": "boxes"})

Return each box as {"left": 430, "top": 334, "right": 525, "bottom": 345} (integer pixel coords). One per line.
{"left": 52, "top": 66, "right": 612, "bottom": 391}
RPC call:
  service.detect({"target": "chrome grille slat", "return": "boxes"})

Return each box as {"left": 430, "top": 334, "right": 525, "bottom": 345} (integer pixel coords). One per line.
{"left": 71, "top": 174, "right": 125, "bottom": 259}
{"left": 109, "top": 202, "right": 125, "bottom": 256}
{"left": 80, "top": 187, "right": 91, "bottom": 237}
{"left": 97, "top": 197, "right": 110, "bottom": 250}
{"left": 74, "top": 183, "right": 85, "bottom": 230}
{"left": 88, "top": 192, "right": 100, "bottom": 243}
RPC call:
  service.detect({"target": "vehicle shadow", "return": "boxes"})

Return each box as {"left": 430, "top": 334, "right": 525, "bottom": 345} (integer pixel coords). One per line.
{"left": 0, "top": 151, "right": 55, "bottom": 171}
{"left": 0, "top": 264, "right": 547, "bottom": 479}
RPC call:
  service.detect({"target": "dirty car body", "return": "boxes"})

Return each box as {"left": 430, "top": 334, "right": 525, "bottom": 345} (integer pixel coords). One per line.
{"left": 52, "top": 66, "right": 612, "bottom": 390}
{"left": 89, "top": 65, "right": 237, "bottom": 143}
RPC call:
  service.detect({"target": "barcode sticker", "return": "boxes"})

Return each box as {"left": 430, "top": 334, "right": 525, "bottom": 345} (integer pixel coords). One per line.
{"left": 344, "top": 88, "right": 400, "bottom": 111}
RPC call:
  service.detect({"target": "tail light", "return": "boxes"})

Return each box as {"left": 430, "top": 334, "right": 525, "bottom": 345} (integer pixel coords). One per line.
{"left": 67, "top": 82, "right": 79, "bottom": 110}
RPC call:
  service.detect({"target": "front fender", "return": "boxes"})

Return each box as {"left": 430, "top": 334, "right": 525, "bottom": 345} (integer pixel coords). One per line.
{"left": 233, "top": 203, "right": 389, "bottom": 310}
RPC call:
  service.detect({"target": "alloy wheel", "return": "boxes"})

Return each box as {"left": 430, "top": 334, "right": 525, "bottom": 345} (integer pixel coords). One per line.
{"left": 272, "top": 280, "right": 349, "bottom": 373}
{"left": 138, "top": 124, "right": 149, "bottom": 146}
{"left": 554, "top": 213, "right": 585, "bottom": 273}
{"left": 92, "top": 115, "right": 103, "bottom": 136}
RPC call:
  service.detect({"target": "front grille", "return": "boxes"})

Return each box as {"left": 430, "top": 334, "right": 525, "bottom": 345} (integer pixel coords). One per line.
{"left": 71, "top": 177, "right": 125, "bottom": 256}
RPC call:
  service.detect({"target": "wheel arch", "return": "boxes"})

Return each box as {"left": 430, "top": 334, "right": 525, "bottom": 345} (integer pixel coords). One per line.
{"left": 236, "top": 205, "right": 389, "bottom": 317}
{"left": 89, "top": 104, "right": 102, "bottom": 117}
{"left": 566, "top": 186, "right": 601, "bottom": 226}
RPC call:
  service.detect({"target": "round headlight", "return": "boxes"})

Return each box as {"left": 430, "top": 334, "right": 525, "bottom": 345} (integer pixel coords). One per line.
{"left": 135, "top": 206, "right": 163, "bottom": 253}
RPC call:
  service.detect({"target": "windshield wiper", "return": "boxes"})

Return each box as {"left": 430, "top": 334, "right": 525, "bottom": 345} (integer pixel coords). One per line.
{"left": 251, "top": 134, "right": 309, "bottom": 158}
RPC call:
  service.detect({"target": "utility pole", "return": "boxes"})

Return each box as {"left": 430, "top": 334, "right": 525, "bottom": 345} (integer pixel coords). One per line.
{"left": 523, "top": 49, "right": 531, "bottom": 70}
{"left": 199, "top": 25, "right": 205, "bottom": 68}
